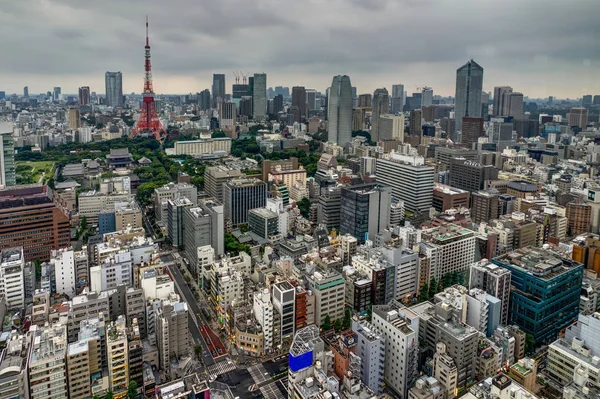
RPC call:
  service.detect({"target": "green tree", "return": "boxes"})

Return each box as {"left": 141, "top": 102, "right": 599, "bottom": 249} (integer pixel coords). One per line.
{"left": 366, "top": 306, "right": 372, "bottom": 322}
{"left": 525, "top": 333, "right": 536, "bottom": 354}
{"left": 34, "top": 258, "right": 41, "bottom": 280}
{"left": 211, "top": 130, "right": 226, "bottom": 138}
{"left": 322, "top": 314, "right": 332, "bottom": 331}
{"left": 195, "top": 344, "right": 203, "bottom": 357}
{"left": 297, "top": 197, "right": 311, "bottom": 218}
{"left": 342, "top": 307, "right": 352, "bottom": 330}
{"left": 136, "top": 182, "right": 162, "bottom": 207}
{"left": 127, "top": 381, "right": 138, "bottom": 399}
{"left": 428, "top": 278, "right": 438, "bottom": 299}
{"left": 419, "top": 284, "right": 429, "bottom": 302}
{"left": 93, "top": 396, "right": 100, "bottom": 399}
{"left": 334, "top": 319, "right": 343, "bottom": 332}
{"left": 104, "top": 391, "right": 113, "bottom": 399}
{"left": 80, "top": 216, "right": 88, "bottom": 230}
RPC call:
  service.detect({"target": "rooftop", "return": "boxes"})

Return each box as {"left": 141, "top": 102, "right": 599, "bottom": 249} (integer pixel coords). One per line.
{"left": 493, "top": 246, "right": 583, "bottom": 280}
{"left": 422, "top": 223, "right": 474, "bottom": 244}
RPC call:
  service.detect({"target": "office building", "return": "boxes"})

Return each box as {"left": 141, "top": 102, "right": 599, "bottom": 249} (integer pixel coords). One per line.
{"left": 183, "top": 201, "right": 224, "bottom": 272}
{"left": 568, "top": 107, "right": 588, "bottom": 129}
{"left": 167, "top": 197, "right": 193, "bottom": 247}
{"left": 449, "top": 158, "right": 499, "bottom": 193}
{"left": 0, "top": 123, "right": 15, "bottom": 187}
{"left": 422, "top": 87, "right": 433, "bottom": 107}
{"left": 292, "top": 86, "right": 307, "bottom": 120}
{"left": 328, "top": 75, "right": 353, "bottom": 146}
{"left": 78, "top": 86, "right": 90, "bottom": 106}
{"left": 471, "top": 190, "right": 500, "bottom": 224}
{"left": 435, "top": 147, "right": 479, "bottom": 171}
{"left": 408, "top": 109, "right": 422, "bottom": 137}
{"left": 217, "top": 102, "right": 236, "bottom": 128}
{"left": 0, "top": 247, "right": 25, "bottom": 310}
{"left": 153, "top": 182, "right": 198, "bottom": 225}
{"left": 371, "top": 88, "right": 390, "bottom": 142}
{"left": 52, "top": 248, "right": 88, "bottom": 299}
{"left": 272, "top": 281, "right": 296, "bottom": 343}
{"left": 317, "top": 186, "right": 342, "bottom": 229}
{"left": 0, "top": 185, "right": 69, "bottom": 262}
{"left": 223, "top": 178, "right": 266, "bottom": 226}
{"left": 204, "top": 165, "right": 242, "bottom": 203}
{"left": 492, "top": 247, "right": 584, "bottom": 343}
{"left": 432, "top": 185, "right": 470, "bottom": 213}
{"left": 212, "top": 73, "right": 226, "bottom": 108}
{"left": 432, "top": 343, "right": 458, "bottom": 399}
{"left": 391, "top": 84, "right": 404, "bottom": 114}
{"left": 455, "top": 60, "right": 484, "bottom": 130}
{"left": 507, "top": 93, "right": 524, "bottom": 119}
{"left": 156, "top": 300, "right": 190, "bottom": 373}
{"left": 273, "top": 94, "right": 284, "bottom": 115}
{"left": 372, "top": 302, "right": 418, "bottom": 398}
{"left": 28, "top": 324, "right": 68, "bottom": 399}
{"left": 306, "top": 269, "right": 345, "bottom": 326}
{"left": 252, "top": 73, "right": 267, "bottom": 120}
{"left": 248, "top": 207, "right": 278, "bottom": 239}
{"left": 420, "top": 223, "right": 476, "bottom": 282}
{"left": 493, "top": 86, "right": 512, "bottom": 116}
{"left": 461, "top": 117, "right": 484, "bottom": 148}
{"left": 567, "top": 202, "right": 591, "bottom": 236}
{"left": 53, "top": 86, "right": 61, "bottom": 102}
{"left": 105, "top": 71, "right": 123, "bottom": 107}
{"left": 232, "top": 83, "right": 249, "bottom": 100}
{"left": 340, "top": 183, "right": 391, "bottom": 243}
{"left": 306, "top": 89, "right": 317, "bottom": 111}
{"left": 67, "top": 340, "right": 92, "bottom": 399}
{"left": 198, "top": 89, "right": 210, "bottom": 111}
{"left": 376, "top": 151, "right": 435, "bottom": 222}
{"left": 379, "top": 114, "right": 405, "bottom": 141}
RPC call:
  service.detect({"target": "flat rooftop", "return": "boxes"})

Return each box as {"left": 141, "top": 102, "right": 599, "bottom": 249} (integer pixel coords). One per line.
{"left": 494, "top": 246, "right": 583, "bottom": 280}
{"left": 422, "top": 223, "right": 474, "bottom": 244}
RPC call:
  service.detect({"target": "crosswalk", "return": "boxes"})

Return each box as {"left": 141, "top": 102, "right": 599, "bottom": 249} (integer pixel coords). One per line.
{"left": 248, "top": 364, "right": 271, "bottom": 385}
{"left": 208, "top": 358, "right": 236, "bottom": 376}
{"left": 260, "top": 382, "right": 286, "bottom": 399}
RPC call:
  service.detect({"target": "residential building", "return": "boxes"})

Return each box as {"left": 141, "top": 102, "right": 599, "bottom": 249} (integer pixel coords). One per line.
{"left": 508, "top": 358, "right": 537, "bottom": 392}
{"left": 471, "top": 190, "right": 500, "bottom": 224}
{"left": 567, "top": 202, "right": 591, "bottom": 235}
{"left": 492, "top": 246, "right": 584, "bottom": 343}
{"left": 351, "top": 319, "right": 386, "bottom": 395}
{"left": 0, "top": 247, "right": 25, "bottom": 309}
{"left": 253, "top": 289, "right": 274, "bottom": 351}
{"left": 420, "top": 223, "right": 476, "bottom": 282}
{"left": 106, "top": 317, "right": 129, "bottom": 397}
{"left": 568, "top": 107, "right": 588, "bottom": 129}
{"left": 28, "top": 324, "right": 68, "bottom": 399}
{"left": 469, "top": 260, "right": 512, "bottom": 326}
{"left": 167, "top": 197, "right": 193, "bottom": 248}
{"left": 67, "top": 341, "right": 92, "bottom": 399}
{"left": 183, "top": 201, "right": 224, "bottom": 273}
{"left": 52, "top": 248, "right": 88, "bottom": 299}
{"left": 218, "top": 102, "right": 236, "bottom": 127}
{"left": 455, "top": 60, "right": 484, "bottom": 130}
{"left": 78, "top": 86, "right": 90, "bottom": 106}
{"left": 0, "top": 332, "right": 29, "bottom": 399}
{"left": 379, "top": 114, "right": 405, "bottom": 141}
{"left": 90, "top": 252, "right": 133, "bottom": 292}
{"left": 432, "top": 343, "right": 458, "bottom": 399}
{"left": 156, "top": 299, "right": 190, "bottom": 373}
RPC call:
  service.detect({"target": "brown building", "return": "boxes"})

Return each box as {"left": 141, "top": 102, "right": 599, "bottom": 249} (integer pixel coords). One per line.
{"left": 432, "top": 185, "right": 470, "bottom": 212}
{"left": 291, "top": 86, "right": 307, "bottom": 120}
{"left": 378, "top": 139, "right": 403, "bottom": 154}
{"left": 572, "top": 234, "right": 600, "bottom": 274}
{"left": 0, "top": 185, "right": 70, "bottom": 261}
{"left": 461, "top": 117, "right": 484, "bottom": 149}
{"left": 471, "top": 190, "right": 500, "bottom": 224}
{"left": 506, "top": 180, "right": 540, "bottom": 199}
{"left": 358, "top": 93, "right": 372, "bottom": 107}
{"left": 422, "top": 105, "right": 435, "bottom": 122}
{"left": 566, "top": 202, "right": 591, "bottom": 235}
{"left": 261, "top": 157, "right": 299, "bottom": 183}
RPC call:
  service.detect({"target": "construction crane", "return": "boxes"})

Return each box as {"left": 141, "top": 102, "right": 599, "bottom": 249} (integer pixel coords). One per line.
{"left": 233, "top": 71, "right": 240, "bottom": 84}
{"left": 240, "top": 71, "right": 248, "bottom": 85}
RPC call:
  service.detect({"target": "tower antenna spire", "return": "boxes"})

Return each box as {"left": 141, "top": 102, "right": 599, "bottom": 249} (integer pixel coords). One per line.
{"left": 146, "top": 15, "right": 149, "bottom": 46}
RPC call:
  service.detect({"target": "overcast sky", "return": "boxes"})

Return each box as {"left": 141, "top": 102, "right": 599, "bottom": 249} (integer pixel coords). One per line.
{"left": 1, "top": 0, "right": 598, "bottom": 99}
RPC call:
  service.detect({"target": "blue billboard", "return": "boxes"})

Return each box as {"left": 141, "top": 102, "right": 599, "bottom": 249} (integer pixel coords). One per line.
{"left": 289, "top": 350, "right": 313, "bottom": 372}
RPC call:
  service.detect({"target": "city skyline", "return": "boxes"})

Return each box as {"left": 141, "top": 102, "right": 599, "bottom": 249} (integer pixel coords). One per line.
{"left": 0, "top": 0, "right": 598, "bottom": 98}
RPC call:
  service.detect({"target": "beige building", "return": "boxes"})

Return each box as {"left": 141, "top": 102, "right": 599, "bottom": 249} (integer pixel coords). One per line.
{"left": 115, "top": 201, "right": 143, "bottom": 230}
{"left": 69, "top": 108, "right": 81, "bottom": 130}
{"left": 106, "top": 317, "right": 129, "bottom": 397}
{"left": 28, "top": 324, "right": 68, "bottom": 399}
{"left": 379, "top": 114, "right": 405, "bottom": 141}
{"left": 173, "top": 137, "right": 232, "bottom": 156}
{"left": 235, "top": 323, "right": 265, "bottom": 357}
{"left": 67, "top": 341, "right": 92, "bottom": 399}
{"left": 78, "top": 191, "right": 132, "bottom": 222}
{"left": 268, "top": 168, "right": 307, "bottom": 189}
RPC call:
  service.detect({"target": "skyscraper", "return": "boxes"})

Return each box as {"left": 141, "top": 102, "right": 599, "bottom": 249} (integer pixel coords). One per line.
{"left": 23, "top": 86, "right": 28, "bottom": 99}
{"left": 455, "top": 60, "right": 483, "bottom": 130}
{"left": 422, "top": 87, "right": 433, "bottom": 107}
{"left": 461, "top": 117, "right": 484, "bottom": 148}
{"left": 105, "top": 72, "right": 123, "bottom": 108}
{"left": 212, "top": 73, "right": 226, "bottom": 108}
{"left": 391, "top": 84, "right": 404, "bottom": 114}
{"left": 291, "top": 86, "right": 307, "bottom": 120}
{"left": 507, "top": 93, "right": 524, "bottom": 119}
{"left": 340, "top": 183, "right": 391, "bottom": 243}
{"left": 53, "top": 87, "right": 61, "bottom": 103}
{"left": 371, "top": 88, "right": 390, "bottom": 142}
{"left": 273, "top": 94, "right": 284, "bottom": 115}
{"left": 306, "top": 89, "right": 317, "bottom": 111}
{"left": 68, "top": 108, "right": 81, "bottom": 130}
{"left": 252, "top": 73, "right": 267, "bottom": 121}
{"left": 493, "top": 86, "right": 512, "bottom": 116}
{"left": 198, "top": 89, "right": 210, "bottom": 111}
{"left": 327, "top": 75, "right": 353, "bottom": 146}
{"left": 78, "top": 86, "right": 90, "bottom": 106}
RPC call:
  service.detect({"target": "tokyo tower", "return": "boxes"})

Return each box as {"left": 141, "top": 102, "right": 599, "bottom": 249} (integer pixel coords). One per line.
{"left": 131, "top": 16, "right": 166, "bottom": 141}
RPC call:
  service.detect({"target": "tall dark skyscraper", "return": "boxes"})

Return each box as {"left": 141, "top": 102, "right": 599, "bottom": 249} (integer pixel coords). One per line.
{"left": 391, "top": 84, "right": 404, "bottom": 114}
{"left": 371, "top": 88, "right": 390, "bottom": 142}
{"left": 198, "top": 89, "right": 211, "bottom": 111}
{"left": 105, "top": 71, "right": 123, "bottom": 107}
{"left": 291, "top": 86, "right": 307, "bottom": 120}
{"left": 212, "top": 73, "right": 226, "bottom": 108}
{"left": 232, "top": 84, "right": 249, "bottom": 100}
{"left": 461, "top": 117, "right": 484, "bottom": 148}
{"left": 273, "top": 94, "right": 284, "bottom": 115}
{"left": 253, "top": 73, "right": 267, "bottom": 121}
{"left": 53, "top": 87, "right": 61, "bottom": 103}
{"left": 78, "top": 86, "right": 90, "bottom": 106}
{"left": 455, "top": 60, "right": 483, "bottom": 130}
{"left": 327, "top": 75, "right": 353, "bottom": 146}
{"left": 23, "top": 86, "right": 28, "bottom": 99}
{"left": 340, "top": 183, "right": 391, "bottom": 243}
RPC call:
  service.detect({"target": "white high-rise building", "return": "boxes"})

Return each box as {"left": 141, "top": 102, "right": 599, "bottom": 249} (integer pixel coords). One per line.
{"left": 90, "top": 251, "right": 132, "bottom": 292}
{"left": 253, "top": 289, "right": 274, "bottom": 350}
{"left": 0, "top": 247, "right": 25, "bottom": 310}
{"left": 422, "top": 87, "right": 433, "bottom": 107}
{"left": 0, "top": 122, "right": 15, "bottom": 187}
{"left": 327, "top": 75, "right": 353, "bottom": 146}
{"left": 420, "top": 223, "right": 476, "bottom": 282}
{"left": 53, "top": 248, "right": 77, "bottom": 298}
{"left": 352, "top": 319, "right": 386, "bottom": 395}
{"left": 372, "top": 302, "right": 419, "bottom": 399}
{"left": 253, "top": 73, "right": 267, "bottom": 121}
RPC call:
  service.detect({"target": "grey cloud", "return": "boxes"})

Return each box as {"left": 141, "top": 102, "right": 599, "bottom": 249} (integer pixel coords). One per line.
{"left": 0, "top": 0, "right": 598, "bottom": 97}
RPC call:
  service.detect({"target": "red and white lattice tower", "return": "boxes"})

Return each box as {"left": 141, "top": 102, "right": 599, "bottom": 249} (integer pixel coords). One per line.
{"left": 131, "top": 16, "right": 165, "bottom": 141}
